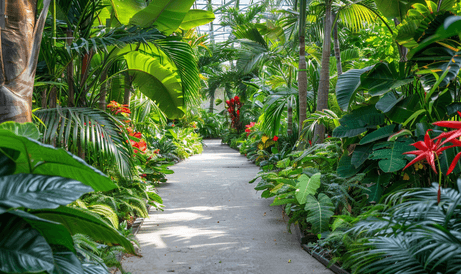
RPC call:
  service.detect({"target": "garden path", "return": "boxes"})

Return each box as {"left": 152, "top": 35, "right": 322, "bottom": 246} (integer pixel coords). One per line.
{"left": 120, "top": 139, "right": 333, "bottom": 274}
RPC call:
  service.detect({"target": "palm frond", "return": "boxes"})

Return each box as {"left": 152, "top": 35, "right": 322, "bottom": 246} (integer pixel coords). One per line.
{"left": 35, "top": 107, "right": 134, "bottom": 178}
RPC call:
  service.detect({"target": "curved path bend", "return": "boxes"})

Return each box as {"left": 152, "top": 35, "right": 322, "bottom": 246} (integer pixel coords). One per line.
{"left": 121, "top": 139, "right": 333, "bottom": 274}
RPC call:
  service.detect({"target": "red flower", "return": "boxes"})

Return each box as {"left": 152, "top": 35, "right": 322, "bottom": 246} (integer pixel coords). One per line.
{"left": 129, "top": 132, "right": 142, "bottom": 139}
{"left": 273, "top": 136, "right": 279, "bottom": 141}
{"left": 171, "top": 124, "right": 175, "bottom": 127}
{"left": 234, "top": 96, "right": 239, "bottom": 102}
{"left": 226, "top": 100, "right": 230, "bottom": 105}
{"left": 237, "top": 110, "right": 240, "bottom": 116}
{"left": 309, "top": 140, "right": 312, "bottom": 146}
{"left": 403, "top": 130, "right": 460, "bottom": 174}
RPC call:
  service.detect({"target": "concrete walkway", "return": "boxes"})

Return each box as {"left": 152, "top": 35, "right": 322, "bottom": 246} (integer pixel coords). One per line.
{"left": 121, "top": 140, "right": 333, "bottom": 274}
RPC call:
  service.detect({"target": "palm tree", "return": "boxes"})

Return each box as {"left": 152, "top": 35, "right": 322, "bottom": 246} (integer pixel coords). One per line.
{"left": 313, "top": 0, "right": 332, "bottom": 144}
{"left": 298, "top": 0, "right": 308, "bottom": 136}
{"left": 0, "top": 0, "right": 51, "bottom": 123}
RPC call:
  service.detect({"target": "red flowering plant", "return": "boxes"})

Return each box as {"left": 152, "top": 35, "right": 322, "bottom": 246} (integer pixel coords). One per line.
{"left": 403, "top": 120, "right": 461, "bottom": 203}
{"left": 225, "top": 96, "right": 243, "bottom": 130}
{"left": 245, "top": 122, "right": 257, "bottom": 137}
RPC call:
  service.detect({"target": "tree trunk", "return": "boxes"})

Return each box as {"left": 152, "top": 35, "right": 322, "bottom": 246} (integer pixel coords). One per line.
{"left": 314, "top": 0, "right": 332, "bottom": 144}
{"left": 123, "top": 71, "right": 131, "bottom": 105}
{"left": 67, "top": 29, "right": 75, "bottom": 107}
{"left": 99, "top": 70, "right": 107, "bottom": 110}
{"left": 333, "top": 13, "right": 342, "bottom": 76}
{"left": 209, "top": 91, "right": 215, "bottom": 113}
{"left": 287, "top": 100, "right": 293, "bottom": 136}
{"left": 41, "top": 89, "right": 47, "bottom": 108}
{"left": 49, "top": 86, "right": 57, "bottom": 108}
{"left": 298, "top": 0, "right": 308, "bottom": 135}
{"left": 0, "top": 0, "right": 51, "bottom": 123}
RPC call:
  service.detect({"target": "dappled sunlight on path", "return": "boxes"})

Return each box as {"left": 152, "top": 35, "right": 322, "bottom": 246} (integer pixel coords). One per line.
{"left": 120, "top": 140, "right": 333, "bottom": 274}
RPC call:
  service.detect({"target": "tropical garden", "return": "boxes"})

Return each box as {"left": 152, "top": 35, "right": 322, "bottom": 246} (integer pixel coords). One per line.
{"left": 1, "top": 0, "right": 461, "bottom": 273}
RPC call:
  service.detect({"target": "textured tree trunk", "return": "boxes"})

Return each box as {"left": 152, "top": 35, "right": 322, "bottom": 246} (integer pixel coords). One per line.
{"left": 332, "top": 13, "right": 342, "bottom": 76}
{"left": 0, "top": 0, "right": 51, "bottom": 123}
{"left": 209, "top": 91, "right": 214, "bottom": 113}
{"left": 49, "top": 86, "right": 57, "bottom": 108}
{"left": 287, "top": 100, "right": 293, "bottom": 136}
{"left": 99, "top": 70, "right": 107, "bottom": 110}
{"left": 314, "top": 0, "right": 332, "bottom": 144}
{"left": 41, "top": 89, "right": 47, "bottom": 108}
{"left": 298, "top": 0, "right": 308, "bottom": 135}
{"left": 67, "top": 29, "right": 74, "bottom": 107}
{"left": 123, "top": 71, "right": 131, "bottom": 105}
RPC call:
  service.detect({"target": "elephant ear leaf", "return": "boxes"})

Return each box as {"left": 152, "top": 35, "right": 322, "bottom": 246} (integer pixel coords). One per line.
{"left": 52, "top": 252, "right": 84, "bottom": 274}
{"left": 124, "top": 51, "right": 185, "bottom": 119}
{"left": 305, "top": 194, "right": 334, "bottom": 235}
{"left": 0, "top": 174, "right": 93, "bottom": 211}
{"left": 83, "top": 263, "right": 110, "bottom": 274}
{"left": 0, "top": 214, "right": 54, "bottom": 273}
{"left": 0, "top": 129, "right": 116, "bottom": 192}
{"left": 0, "top": 122, "right": 40, "bottom": 140}
{"left": 0, "top": 148, "right": 20, "bottom": 176}
{"left": 333, "top": 105, "right": 385, "bottom": 138}
{"left": 295, "top": 173, "right": 321, "bottom": 205}
{"left": 32, "top": 207, "right": 136, "bottom": 254}
{"left": 369, "top": 138, "right": 413, "bottom": 172}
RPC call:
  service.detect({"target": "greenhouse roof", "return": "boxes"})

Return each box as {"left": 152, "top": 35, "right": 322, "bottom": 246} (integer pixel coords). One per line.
{"left": 193, "top": 0, "right": 293, "bottom": 43}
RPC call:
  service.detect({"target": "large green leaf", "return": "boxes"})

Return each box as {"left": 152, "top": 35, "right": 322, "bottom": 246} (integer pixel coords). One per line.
{"left": 0, "top": 130, "right": 116, "bottom": 192}
{"left": 376, "top": 92, "right": 404, "bottom": 113}
{"left": 359, "top": 125, "right": 397, "bottom": 145}
{"left": 0, "top": 214, "right": 54, "bottom": 273}
{"left": 103, "top": 0, "right": 147, "bottom": 25}
{"left": 351, "top": 144, "right": 374, "bottom": 168}
{"left": 32, "top": 206, "right": 135, "bottom": 254}
{"left": 83, "top": 263, "right": 110, "bottom": 274}
{"left": 52, "top": 252, "right": 84, "bottom": 274}
{"left": 337, "top": 154, "right": 361, "bottom": 178}
{"left": 7, "top": 210, "right": 76, "bottom": 253}
{"left": 124, "top": 51, "right": 185, "bottom": 119}
{"left": 129, "top": 0, "right": 196, "bottom": 35}
{"left": 179, "top": 9, "right": 215, "bottom": 30}
{"left": 374, "top": 0, "right": 425, "bottom": 20}
{"left": 305, "top": 194, "right": 334, "bottom": 235}
{"left": 408, "top": 15, "right": 461, "bottom": 59}
{"left": 362, "top": 172, "right": 391, "bottom": 203}
{"left": 360, "top": 62, "right": 414, "bottom": 97}
{"left": 333, "top": 105, "right": 385, "bottom": 138}
{"left": 0, "top": 122, "right": 40, "bottom": 140}
{"left": 0, "top": 174, "right": 93, "bottom": 210}
{"left": 369, "top": 138, "right": 413, "bottom": 172}
{"left": 295, "top": 173, "right": 321, "bottom": 205}
{"left": 335, "top": 66, "right": 373, "bottom": 111}
{"left": 386, "top": 95, "right": 422, "bottom": 124}
{"left": 0, "top": 148, "right": 19, "bottom": 176}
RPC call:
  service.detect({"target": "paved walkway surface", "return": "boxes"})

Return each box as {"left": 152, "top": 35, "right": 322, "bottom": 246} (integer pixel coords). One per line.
{"left": 121, "top": 140, "right": 333, "bottom": 274}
